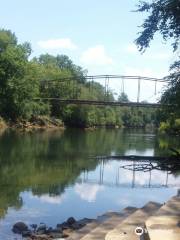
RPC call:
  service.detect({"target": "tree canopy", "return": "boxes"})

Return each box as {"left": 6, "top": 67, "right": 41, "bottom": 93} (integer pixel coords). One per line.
{"left": 118, "top": 92, "right": 129, "bottom": 102}
{"left": 135, "top": 0, "right": 180, "bottom": 52}
{"left": 0, "top": 29, "right": 44, "bottom": 120}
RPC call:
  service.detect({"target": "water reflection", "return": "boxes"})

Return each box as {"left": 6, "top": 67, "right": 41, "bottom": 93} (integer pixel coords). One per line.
{"left": 74, "top": 183, "right": 105, "bottom": 202}
{"left": 78, "top": 160, "right": 180, "bottom": 189}
{"left": 0, "top": 129, "right": 179, "bottom": 238}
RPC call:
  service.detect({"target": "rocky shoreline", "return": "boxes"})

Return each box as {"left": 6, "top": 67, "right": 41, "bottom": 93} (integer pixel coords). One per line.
{"left": 0, "top": 116, "right": 65, "bottom": 132}
{"left": 0, "top": 116, "right": 121, "bottom": 132}
{"left": 12, "top": 217, "right": 94, "bottom": 239}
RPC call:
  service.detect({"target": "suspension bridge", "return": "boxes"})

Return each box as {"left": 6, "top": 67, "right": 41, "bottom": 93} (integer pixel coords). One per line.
{"left": 36, "top": 75, "right": 171, "bottom": 108}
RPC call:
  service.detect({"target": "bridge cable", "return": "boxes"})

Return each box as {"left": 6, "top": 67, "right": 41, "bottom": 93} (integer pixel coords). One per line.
{"left": 91, "top": 76, "right": 94, "bottom": 94}
{"left": 121, "top": 77, "right": 125, "bottom": 94}
{"left": 137, "top": 77, "right": 141, "bottom": 103}
{"left": 154, "top": 80, "right": 157, "bottom": 95}
{"left": 104, "top": 76, "right": 110, "bottom": 101}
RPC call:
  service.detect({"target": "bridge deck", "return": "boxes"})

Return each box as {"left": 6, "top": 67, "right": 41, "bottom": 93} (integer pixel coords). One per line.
{"left": 34, "top": 98, "right": 166, "bottom": 108}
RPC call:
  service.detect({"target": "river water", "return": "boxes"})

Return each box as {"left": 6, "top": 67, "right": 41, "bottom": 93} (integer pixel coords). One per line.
{"left": 0, "top": 128, "right": 179, "bottom": 239}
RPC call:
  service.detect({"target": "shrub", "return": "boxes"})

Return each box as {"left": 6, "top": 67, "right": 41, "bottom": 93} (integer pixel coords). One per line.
{"left": 159, "top": 121, "right": 170, "bottom": 133}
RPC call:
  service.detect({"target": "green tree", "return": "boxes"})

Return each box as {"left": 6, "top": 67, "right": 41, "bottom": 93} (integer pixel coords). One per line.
{"left": 34, "top": 54, "right": 85, "bottom": 118}
{"left": 0, "top": 29, "right": 46, "bottom": 120}
{"left": 135, "top": 0, "right": 180, "bottom": 51}
{"left": 118, "top": 92, "right": 129, "bottom": 102}
{"left": 135, "top": 0, "right": 180, "bottom": 133}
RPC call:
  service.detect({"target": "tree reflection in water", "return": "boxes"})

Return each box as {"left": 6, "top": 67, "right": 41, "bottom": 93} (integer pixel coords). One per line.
{"left": 0, "top": 129, "right": 179, "bottom": 220}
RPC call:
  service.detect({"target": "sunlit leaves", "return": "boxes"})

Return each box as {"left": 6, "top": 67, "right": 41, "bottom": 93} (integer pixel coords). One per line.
{"left": 136, "top": 0, "right": 180, "bottom": 52}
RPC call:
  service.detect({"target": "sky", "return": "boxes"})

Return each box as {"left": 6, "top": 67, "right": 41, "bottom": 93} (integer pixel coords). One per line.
{"left": 1, "top": 0, "right": 176, "bottom": 101}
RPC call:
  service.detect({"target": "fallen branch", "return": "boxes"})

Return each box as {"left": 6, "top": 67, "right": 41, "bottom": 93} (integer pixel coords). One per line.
{"left": 95, "top": 155, "right": 180, "bottom": 162}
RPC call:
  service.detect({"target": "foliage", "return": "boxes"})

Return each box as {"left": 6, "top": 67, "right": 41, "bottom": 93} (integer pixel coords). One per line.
{"left": 0, "top": 29, "right": 48, "bottom": 120}
{"left": 118, "top": 92, "right": 129, "bottom": 102}
{"left": 159, "top": 118, "right": 180, "bottom": 134}
{"left": 0, "top": 28, "right": 158, "bottom": 128}
{"left": 159, "top": 121, "right": 171, "bottom": 133}
{"left": 135, "top": 1, "right": 180, "bottom": 134}
{"left": 160, "top": 59, "right": 180, "bottom": 118}
{"left": 135, "top": 0, "right": 180, "bottom": 51}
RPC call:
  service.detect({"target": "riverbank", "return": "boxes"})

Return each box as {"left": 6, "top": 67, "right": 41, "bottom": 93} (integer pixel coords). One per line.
{"left": 1, "top": 115, "right": 180, "bottom": 137}
{"left": 12, "top": 217, "right": 94, "bottom": 239}
{"left": 0, "top": 116, "right": 65, "bottom": 131}
{"left": 11, "top": 193, "right": 180, "bottom": 240}
{"left": 0, "top": 116, "right": 158, "bottom": 132}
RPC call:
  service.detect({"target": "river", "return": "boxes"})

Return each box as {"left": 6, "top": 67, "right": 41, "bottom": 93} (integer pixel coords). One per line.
{"left": 0, "top": 128, "right": 179, "bottom": 239}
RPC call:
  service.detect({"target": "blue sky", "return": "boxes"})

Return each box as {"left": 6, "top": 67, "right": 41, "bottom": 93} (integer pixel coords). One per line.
{"left": 1, "top": 0, "right": 175, "bottom": 101}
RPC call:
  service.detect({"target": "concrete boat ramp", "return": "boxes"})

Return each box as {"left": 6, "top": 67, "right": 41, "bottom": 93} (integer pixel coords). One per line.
{"left": 67, "top": 192, "right": 180, "bottom": 240}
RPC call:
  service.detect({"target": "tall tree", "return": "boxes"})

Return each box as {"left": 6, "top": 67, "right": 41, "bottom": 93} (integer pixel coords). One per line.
{"left": 0, "top": 29, "right": 47, "bottom": 120}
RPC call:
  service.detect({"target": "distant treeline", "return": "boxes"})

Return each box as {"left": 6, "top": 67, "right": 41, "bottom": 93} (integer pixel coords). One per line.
{"left": 0, "top": 29, "right": 162, "bottom": 128}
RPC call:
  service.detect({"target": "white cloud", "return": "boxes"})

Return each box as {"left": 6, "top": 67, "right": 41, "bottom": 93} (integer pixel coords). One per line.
{"left": 75, "top": 183, "right": 104, "bottom": 202}
{"left": 37, "top": 38, "right": 77, "bottom": 50}
{"left": 31, "top": 194, "right": 64, "bottom": 204}
{"left": 80, "top": 45, "right": 113, "bottom": 66}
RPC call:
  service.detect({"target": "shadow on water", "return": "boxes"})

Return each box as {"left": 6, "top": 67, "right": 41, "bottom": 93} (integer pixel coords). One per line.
{"left": 0, "top": 128, "right": 179, "bottom": 221}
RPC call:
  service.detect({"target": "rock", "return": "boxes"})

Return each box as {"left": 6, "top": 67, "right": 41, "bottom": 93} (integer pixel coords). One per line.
{"left": 57, "top": 222, "right": 69, "bottom": 230}
{"left": 71, "top": 222, "right": 83, "bottom": 230}
{"left": 78, "top": 218, "right": 93, "bottom": 225}
{"left": 30, "top": 224, "right": 38, "bottom": 230}
{"left": 177, "top": 189, "right": 180, "bottom": 197}
{"left": 12, "top": 222, "right": 28, "bottom": 234}
{"left": 52, "top": 227, "right": 62, "bottom": 233}
{"left": 56, "top": 223, "right": 61, "bottom": 228}
{"left": 67, "top": 217, "right": 76, "bottom": 225}
{"left": 177, "top": 221, "right": 180, "bottom": 227}
{"left": 63, "top": 228, "right": 73, "bottom": 236}
{"left": 22, "top": 230, "right": 32, "bottom": 237}
{"left": 31, "top": 234, "right": 51, "bottom": 239}
{"left": 36, "top": 230, "right": 46, "bottom": 235}
{"left": 37, "top": 223, "right": 46, "bottom": 233}
{"left": 70, "top": 218, "right": 93, "bottom": 230}
{"left": 45, "top": 227, "right": 53, "bottom": 234}
{"left": 11, "top": 218, "right": 92, "bottom": 239}
{"left": 39, "top": 222, "right": 46, "bottom": 225}
{"left": 49, "top": 232, "right": 64, "bottom": 238}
